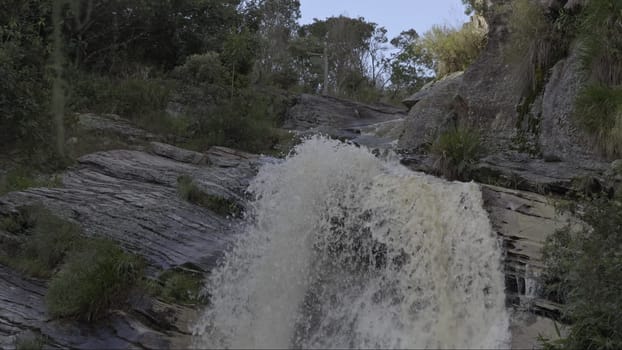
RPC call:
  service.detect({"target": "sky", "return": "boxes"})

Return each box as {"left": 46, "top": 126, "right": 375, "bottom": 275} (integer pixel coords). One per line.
{"left": 299, "top": 0, "right": 469, "bottom": 41}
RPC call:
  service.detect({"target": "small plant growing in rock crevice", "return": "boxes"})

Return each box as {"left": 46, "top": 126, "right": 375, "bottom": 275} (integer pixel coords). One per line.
{"left": 147, "top": 267, "right": 207, "bottom": 305}
{"left": 177, "top": 175, "right": 242, "bottom": 217}
{"left": 430, "top": 127, "right": 483, "bottom": 181}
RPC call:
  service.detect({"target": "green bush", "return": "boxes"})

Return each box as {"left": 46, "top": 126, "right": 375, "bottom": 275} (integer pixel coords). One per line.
{"left": 574, "top": 85, "right": 622, "bottom": 157}
{"left": 0, "top": 168, "right": 62, "bottom": 196}
{"left": 46, "top": 238, "right": 144, "bottom": 321}
{"left": 570, "top": 0, "right": 622, "bottom": 158}
{"left": 419, "top": 21, "right": 487, "bottom": 77}
{"left": 67, "top": 72, "right": 192, "bottom": 136}
{"left": 177, "top": 175, "right": 242, "bottom": 217}
{"left": 0, "top": 205, "right": 79, "bottom": 278}
{"left": 578, "top": 0, "right": 622, "bottom": 87}
{"left": 172, "top": 52, "right": 227, "bottom": 85}
{"left": 148, "top": 268, "right": 206, "bottom": 305}
{"left": 431, "top": 127, "right": 483, "bottom": 181}
{"left": 542, "top": 197, "right": 622, "bottom": 349}
{"left": 0, "top": 1, "right": 51, "bottom": 151}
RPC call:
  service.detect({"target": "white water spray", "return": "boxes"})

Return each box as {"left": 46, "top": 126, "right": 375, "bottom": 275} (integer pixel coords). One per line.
{"left": 193, "top": 137, "right": 510, "bottom": 349}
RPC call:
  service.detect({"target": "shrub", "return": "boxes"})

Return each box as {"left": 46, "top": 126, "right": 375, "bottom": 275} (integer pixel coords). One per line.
{"left": 505, "top": 0, "right": 575, "bottom": 95}
{"left": 578, "top": 0, "right": 622, "bottom": 86}
{"left": 67, "top": 72, "right": 184, "bottom": 135}
{"left": 574, "top": 85, "right": 622, "bottom": 157}
{"left": 177, "top": 175, "right": 242, "bottom": 217}
{"left": 571, "top": 0, "right": 622, "bottom": 158}
{"left": 46, "top": 238, "right": 144, "bottom": 321}
{"left": 431, "top": 127, "right": 483, "bottom": 181}
{"left": 541, "top": 197, "right": 622, "bottom": 349}
{"left": 0, "top": 168, "right": 62, "bottom": 196}
{"left": 0, "top": 205, "right": 79, "bottom": 278}
{"left": 0, "top": 1, "right": 51, "bottom": 151}
{"left": 419, "top": 21, "right": 487, "bottom": 77}
{"left": 172, "top": 52, "right": 227, "bottom": 85}
{"left": 148, "top": 268, "right": 207, "bottom": 305}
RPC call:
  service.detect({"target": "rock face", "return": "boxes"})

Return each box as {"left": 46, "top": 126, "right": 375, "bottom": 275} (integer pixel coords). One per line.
{"left": 397, "top": 0, "right": 609, "bottom": 194}
{"left": 399, "top": 72, "right": 466, "bottom": 151}
{"left": 284, "top": 93, "right": 407, "bottom": 148}
{"left": 0, "top": 143, "right": 261, "bottom": 349}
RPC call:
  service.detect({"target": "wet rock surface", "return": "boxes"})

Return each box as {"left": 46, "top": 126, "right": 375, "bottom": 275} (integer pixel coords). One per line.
{"left": 284, "top": 93, "right": 406, "bottom": 147}
{"left": 0, "top": 143, "right": 260, "bottom": 349}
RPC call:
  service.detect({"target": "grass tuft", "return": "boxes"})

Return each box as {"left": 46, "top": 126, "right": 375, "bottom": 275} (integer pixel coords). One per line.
{"left": 46, "top": 238, "right": 144, "bottom": 321}
{"left": 147, "top": 268, "right": 207, "bottom": 305}
{"left": 574, "top": 85, "right": 622, "bottom": 157}
{"left": 430, "top": 127, "right": 483, "bottom": 181}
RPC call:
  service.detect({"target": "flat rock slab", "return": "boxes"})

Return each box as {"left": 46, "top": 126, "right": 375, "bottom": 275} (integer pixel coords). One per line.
{"left": 284, "top": 93, "right": 406, "bottom": 142}
{"left": 0, "top": 143, "right": 262, "bottom": 349}
{"left": 0, "top": 265, "right": 196, "bottom": 349}
{"left": 0, "top": 145, "right": 260, "bottom": 272}
{"left": 481, "top": 184, "right": 579, "bottom": 317}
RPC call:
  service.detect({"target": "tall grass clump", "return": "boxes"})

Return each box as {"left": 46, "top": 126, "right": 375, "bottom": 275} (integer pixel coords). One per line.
{"left": 541, "top": 197, "right": 622, "bottom": 349}
{"left": 430, "top": 127, "right": 483, "bottom": 181}
{"left": 0, "top": 205, "right": 145, "bottom": 321}
{"left": 46, "top": 238, "right": 144, "bottom": 321}
{"left": 506, "top": 0, "right": 575, "bottom": 95}
{"left": 574, "top": 85, "right": 622, "bottom": 157}
{"left": 420, "top": 21, "right": 487, "bottom": 77}
{"left": 0, "top": 205, "right": 80, "bottom": 278}
{"left": 572, "top": 0, "right": 622, "bottom": 157}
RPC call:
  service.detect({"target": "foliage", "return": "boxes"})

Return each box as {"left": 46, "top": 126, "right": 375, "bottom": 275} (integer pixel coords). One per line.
{"left": 431, "top": 127, "right": 483, "bottom": 181}
{"left": 386, "top": 29, "right": 434, "bottom": 98}
{"left": 292, "top": 16, "right": 388, "bottom": 97}
{"left": 246, "top": 0, "right": 301, "bottom": 87}
{"left": 574, "top": 85, "right": 622, "bottom": 157}
{"left": 177, "top": 175, "right": 243, "bottom": 217}
{"left": 0, "top": 205, "right": 82, "bottom": 278}
{"left": 462, "top": 0, "right": 487, "bottom": 15}
{"left": 542, "top": 197, "right": 622, "bottom": 349}
{"left": 505, "top": 0, "right": 575, "bottom": 95}
{"left": 419, "top": 22, "right": 487, "bottom": 77}
{"left": 570, "top": 0, "right": 622, "bottom": 158}
{"left": 0, "top": 168, "right": 62, "bottom": 196}
{"left": 148, "top": 268, "right": 207, "bottom": 305}
{"left": 172, "top": 52, "right": 228, "bottom": 85}
{"left": 0, "top": 0, "right": 51, "bottom": 152}
{"left": 0, "top": 205, "right": 144, "bottom": 321}
{"left": 578, "top": 0, "right": 622, "bottom": 86}
{"left": 46, "top": 238, "right": 144, "bottom": 321}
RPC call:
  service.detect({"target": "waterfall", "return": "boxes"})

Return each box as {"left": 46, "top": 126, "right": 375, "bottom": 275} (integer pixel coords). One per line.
{"left": 193, "top": 136, "right": 510, "bottom": 349}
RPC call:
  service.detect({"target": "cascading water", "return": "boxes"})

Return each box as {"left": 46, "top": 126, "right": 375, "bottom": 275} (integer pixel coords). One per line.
{"left": 193, "top": 136, "right": 510, "bottom": 349}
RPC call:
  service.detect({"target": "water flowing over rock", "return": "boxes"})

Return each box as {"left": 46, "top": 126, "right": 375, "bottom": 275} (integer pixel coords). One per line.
{"left": 0, "top": 143, "right": 260, "bottom": 349}
{"left": 193, "top": 137, "right": 510, "bottom": 349}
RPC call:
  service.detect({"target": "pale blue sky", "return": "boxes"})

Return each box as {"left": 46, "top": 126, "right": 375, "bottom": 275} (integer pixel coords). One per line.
{"left": 299, "top": 0, "right": 469, "bottom": 40}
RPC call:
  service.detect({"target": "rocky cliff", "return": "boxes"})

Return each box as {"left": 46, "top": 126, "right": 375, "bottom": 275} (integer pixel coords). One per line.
{"left": 400, "top": 0, "right": 611, "bottom": 195}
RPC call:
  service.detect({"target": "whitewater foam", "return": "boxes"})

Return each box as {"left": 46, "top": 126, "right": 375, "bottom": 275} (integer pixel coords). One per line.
{"left": 193, "top": 136, "right": 510, "bottom": 349}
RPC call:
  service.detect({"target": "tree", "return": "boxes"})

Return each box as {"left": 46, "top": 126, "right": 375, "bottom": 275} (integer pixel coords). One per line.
{"left": 386, "top": 29, "right": 434, "bottom": 97}
{"left": 245, "top": 0, "right": 301, "bottom": 87}
{"left": 292, "top": 16, "right": 387, "bottom": 97}
{"left": 0, "top": 0, "right": 51, "bottom": 152}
